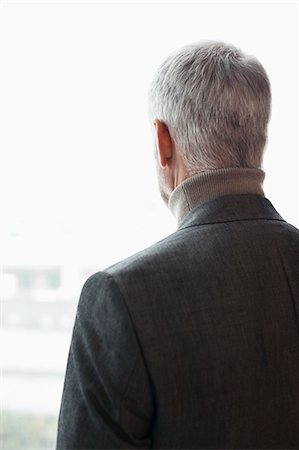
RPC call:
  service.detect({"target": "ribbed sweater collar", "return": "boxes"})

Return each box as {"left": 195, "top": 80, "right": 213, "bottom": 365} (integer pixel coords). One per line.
{"left": 168, "top": 167, "right": 266, "bottom": 228}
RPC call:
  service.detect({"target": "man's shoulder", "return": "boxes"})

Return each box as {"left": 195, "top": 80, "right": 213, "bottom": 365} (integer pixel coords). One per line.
{"left": 79, "top": 230, "right": 186, "bottom": 299}
{"left": 103, "top": 228, "right": 185, "bottom": 277}
{"left": 85, "top": 209, "right": 299, "bottom": 290}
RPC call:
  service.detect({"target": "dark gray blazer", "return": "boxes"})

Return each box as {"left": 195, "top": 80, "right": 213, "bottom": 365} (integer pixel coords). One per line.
{"left": 56, "top": 194, "right": 299, "bottom": 449}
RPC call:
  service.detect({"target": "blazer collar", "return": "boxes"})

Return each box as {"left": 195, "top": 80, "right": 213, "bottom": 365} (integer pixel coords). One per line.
{"left": 177, "top": 194, "right": 286, "bottom": 231}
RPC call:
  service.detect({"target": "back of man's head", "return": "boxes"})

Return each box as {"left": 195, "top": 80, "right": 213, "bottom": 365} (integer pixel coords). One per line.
{"left": 148, "top": 40, "right": 271, "bottom": 175}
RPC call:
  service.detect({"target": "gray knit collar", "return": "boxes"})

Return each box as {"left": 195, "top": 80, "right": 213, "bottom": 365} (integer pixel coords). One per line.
{"left": 168, "top": 167, "right": 265, "bottom": 228}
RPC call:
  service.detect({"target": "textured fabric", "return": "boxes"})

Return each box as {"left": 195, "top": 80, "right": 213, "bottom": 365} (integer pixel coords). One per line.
{"left": 56, "top": 194, "right": 299, "bottom": 449}
{"left": 168, "top": 167, "right": 265, "bottom": 227}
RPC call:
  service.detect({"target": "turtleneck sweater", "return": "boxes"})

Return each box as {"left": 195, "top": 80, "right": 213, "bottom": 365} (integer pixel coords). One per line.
{"left": 168, "top": 167, "right": 266, "bottom": 228}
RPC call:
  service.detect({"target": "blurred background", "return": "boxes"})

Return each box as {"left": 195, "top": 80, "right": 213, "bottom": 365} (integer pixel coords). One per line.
{"left": 1, "top": 1, "right": 298, "bottom": 448}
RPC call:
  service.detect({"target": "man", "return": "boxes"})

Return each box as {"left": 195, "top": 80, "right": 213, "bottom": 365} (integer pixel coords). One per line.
{"left": 56, "top": 40, "right": 299, "bottom": 449}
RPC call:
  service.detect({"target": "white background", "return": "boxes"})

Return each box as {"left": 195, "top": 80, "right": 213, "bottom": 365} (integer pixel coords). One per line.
{"left": 2, "top": 1, "right": 299, "bottom": 270}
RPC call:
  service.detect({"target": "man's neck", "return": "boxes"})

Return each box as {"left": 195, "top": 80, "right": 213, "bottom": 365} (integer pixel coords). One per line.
{"left": 168, "top": 167, "right": 266, "bottom": 227}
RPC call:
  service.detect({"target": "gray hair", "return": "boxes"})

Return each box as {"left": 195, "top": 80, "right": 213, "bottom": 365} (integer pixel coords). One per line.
{"left": 148, "top": 40, "right": 271, "bottom": 175}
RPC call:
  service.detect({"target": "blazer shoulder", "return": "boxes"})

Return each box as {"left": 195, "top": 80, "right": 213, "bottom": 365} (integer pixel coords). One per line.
{"left": 101, "top": 216, "right": 299, "bottom": 282}
{"left": 103, "top": 229, "right": 185, "bottom": 276}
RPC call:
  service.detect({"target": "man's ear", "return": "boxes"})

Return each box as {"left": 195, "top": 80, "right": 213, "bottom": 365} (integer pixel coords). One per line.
{"left": 153, "top": 120, "right": 174, "bottom": 168}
